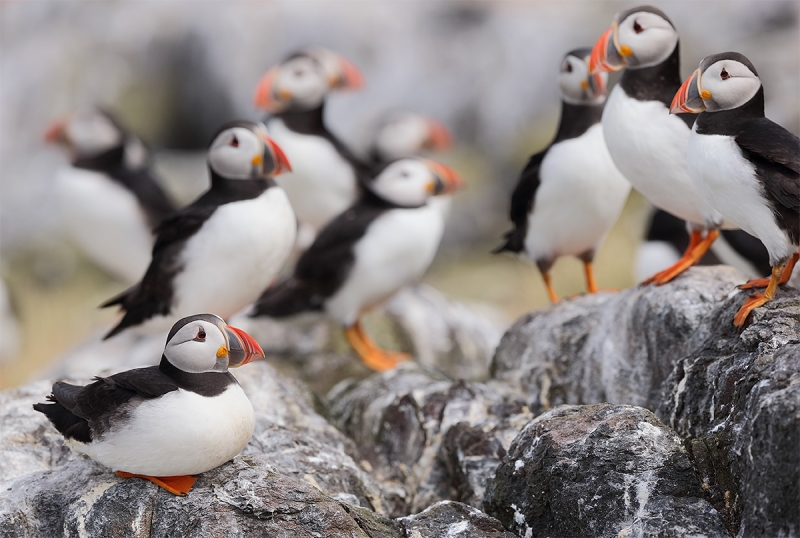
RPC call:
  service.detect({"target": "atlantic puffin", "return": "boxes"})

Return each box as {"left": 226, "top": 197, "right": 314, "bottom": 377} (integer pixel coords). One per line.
{"left": 671, "top": 52, "right": 799, "bottom": 326}
{"left": 367, "top": 111, "right": 452, "bottom": 165}
{"left": 249, "top": 158, "right": 462, "bottom": 371}
{"left": 253, "top": 47, "right": 369, "bottom": 245}
{"left": 496, "top": 49, "right": 630, "bottom": 302}
{"left": 34, "top": 314, "right": 264, "bottom": 495}
{"left": 102, "top": 121, "right": 296, "bottom": 339}
{"left": 589, "top": 6, "right": 723, "bottom": 285}
{"left": 45, "top": 108, "right": 177, "bottom": 283}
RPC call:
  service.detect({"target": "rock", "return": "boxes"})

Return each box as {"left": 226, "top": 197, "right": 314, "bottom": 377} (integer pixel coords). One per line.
{"left": 326, "top": 363, "right": 531, "bottom": 517}
{"left": 483, "top": 404, "right": 729, "bottom": 538}
{"left": 397, "top": 500, "right": 515, "bottom": 537}
{"left": 491, "top": 266, "right": 745, "bottom": 415}
{"left": 0, "top": 455, "right": 402, "bottom": 538}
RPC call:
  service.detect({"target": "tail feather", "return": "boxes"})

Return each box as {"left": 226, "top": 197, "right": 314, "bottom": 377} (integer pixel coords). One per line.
{"left": 99, "top": 286, "right": 134, "bottom": 309}
{"left": 250, "top": 278, "right": 321, "bottom": 318}
{"left": 33, "top": 398, "right": 92, "bottom": 443}
{"left": 493, "top": 227, "right": 525, "bottom": 254}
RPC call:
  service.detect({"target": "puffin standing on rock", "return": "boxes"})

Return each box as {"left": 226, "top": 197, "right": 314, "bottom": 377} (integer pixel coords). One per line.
{"left": 253, "top": 47, "right": 369, "bottom": 244}
{"left": 496, "top": 49, "right": 630, "bottom": 302}
{"left": 590, "top": 5, "right": 724, "bottom": 285}
{"left": 34, "top": 314, "right": 264, "bottom": 495}
{"left": 249, "top": 158, "right": 463, "bottom": 371}
{"left": 671, "top": 52, "right": 799, "bottom": 327}
{"left": 45, "top": 108, "right": 177, "bottom": 283}
{"left": 102, "top": 121, "right": 295, "bottom": 339}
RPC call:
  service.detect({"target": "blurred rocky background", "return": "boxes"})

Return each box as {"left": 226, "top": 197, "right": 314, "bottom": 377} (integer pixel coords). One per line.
{"left": 1, "top": 0, "right": 798, "bottom": 386}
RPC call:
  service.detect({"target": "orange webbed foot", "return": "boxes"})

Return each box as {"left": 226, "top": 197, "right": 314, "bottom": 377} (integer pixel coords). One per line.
{"left": 733, "top": 293, "right": 769, "bottom": 328}
{"left": 115, "top": 471, "right": 197, "bottom": 496}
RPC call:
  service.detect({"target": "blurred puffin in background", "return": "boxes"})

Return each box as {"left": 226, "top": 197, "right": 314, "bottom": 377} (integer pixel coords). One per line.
{"left": 35, "top": 314, "right": 264, "bottom": 495}
{"left": 102, "top": 121, "right": 295, "bottom": 339}
{"left": 253, "top": 47, "right": 369, "bottom": 247}
{"left": 249, "top": 158, "right": 463, "bottom": 371}
{"left": 45, "top": 108, "right": 176, "bottom": 283}
{"left": 367, "top": 110, "right": 452, "bottom": 165}
{"left": 496, "top": 48, "right": 630, "bottom": 302}
{"left": 590, "top": 5, "right": 723, "bottom": 285}
{"left": 671, "top": 52, "right": 799, "bottom": 326}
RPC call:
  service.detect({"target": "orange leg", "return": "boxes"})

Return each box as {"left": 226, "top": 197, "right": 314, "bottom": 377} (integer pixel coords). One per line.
{"left": 733, "top": 263, "right": 785, "bottom": 328}
{"left": 542, "top": 272, "right": 559, "bottom": 303}
{"left": 643, "top": 229, "right": 719, "bottom": 286}
{"left": 344, "top": 320, "right": 409, "bottom": 372}
{"left": 115, "top": 471, "right": 196, "bottom": 496}
{"left": 739, "top": 250, "right": 798, "bottom": 289}
{"left": 584, "top": 261, "right": 599, "bottom": 294}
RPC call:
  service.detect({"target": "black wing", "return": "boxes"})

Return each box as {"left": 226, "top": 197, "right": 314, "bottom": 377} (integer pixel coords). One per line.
{"left": 111, "top": 167, "right": 177, "bottom": 229}
{"left": 494, "top": 150, "right": 546, "bottom": 253}
{"left": 33, "top": 366, "right": 178, "bottom": 443}
{"left": 736, "top": 119, "right": 800, "bottom": 245}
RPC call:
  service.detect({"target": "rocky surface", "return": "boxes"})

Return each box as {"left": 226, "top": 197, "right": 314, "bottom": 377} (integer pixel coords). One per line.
{"left": 397, "top": 500, "right": 515, "bottom": 538}
{"left": 483, "top": 404, "right": 729, "bottom": 537}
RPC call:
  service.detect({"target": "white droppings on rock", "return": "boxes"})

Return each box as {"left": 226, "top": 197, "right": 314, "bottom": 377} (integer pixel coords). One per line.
{"left": 75, "top": 481, "right": 117, "bottom": 538}
{"left": 514, "top": 459, "right": 524, "bottom": 473}
{"left": 446, "top": 520, "right": 469, "bottom": 536}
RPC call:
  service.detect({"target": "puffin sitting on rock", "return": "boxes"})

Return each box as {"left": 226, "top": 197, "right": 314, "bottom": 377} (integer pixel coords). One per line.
{"left": 590, "top": 5, "right": 724, "bottom": 285}
{"left": 45, "top": 108, "right": 177, "bottom": 283}
{"left": 102, "top": 121, "right": 295, "bottom": 339}
{"left": 34, "top": 314, "right": 264, "bottom": 495}
{"left": 249, "top": 158, "right": 462, "bottom": 371}
{"left": 253, "top": 47, "right": 369, "bottom": 246}
{"left": 496, "top": 48, "right": 630, "bottom": 302}
{"left": 671, "top": 52, "right": 799, "bottom": 327}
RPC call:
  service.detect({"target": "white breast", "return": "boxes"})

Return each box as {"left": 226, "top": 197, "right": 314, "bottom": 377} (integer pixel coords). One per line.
{"left": 687, "top": 131, "right": 794, "bottom": 265}
{"left": 602, "top": 87, "right": 721, "bottom": 228}
{"left": 170, "top": 188, "right": 296, "bottom": 319}
{"left": 56, "top": 167, "right": 153, "bottom": 283}
{"left": 325, "top": 204, "right": 444, "bottom": 326}
{"left": 524, "top": 124, "right": 631, "bottom": 263}
{"left": 267, "top": 118, "right": 359, "bottom": 231}
{"left": 71, "top": 383, "right": 255, "bottom": 476}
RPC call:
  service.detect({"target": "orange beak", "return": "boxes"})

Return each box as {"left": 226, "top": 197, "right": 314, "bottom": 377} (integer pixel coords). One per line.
{"left": 224, "top": 325, "right": 265, "bottom": 367}
{"left": 670, "top": 68, "right": 707, "bottom": 114}
{"left": 44, "top": 117, "right": 68, "bottom": 144}
{"left": 327, "top": 52, "right": 364, "bottom": 90}
{"left": 589, "top": 25, "right": 628, "bottom": 74}
{"left": 424, "top": 118, "right": 453, "bottom": 151}
{"left": 424, "top": 159, "right": 464, "bottom": 195}
{"left": 262, "top": 134, "right": 292, "bottom": 176}
{"left": 253, "top": 66, "right": 281, "bottom": 112}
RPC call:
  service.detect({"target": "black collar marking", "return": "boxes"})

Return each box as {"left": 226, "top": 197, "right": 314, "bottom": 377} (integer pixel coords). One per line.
{"left": 159, "top": 356, "right": 236, "bottom": 397}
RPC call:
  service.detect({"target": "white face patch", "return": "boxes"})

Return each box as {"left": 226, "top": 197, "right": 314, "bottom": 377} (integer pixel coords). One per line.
{"left": 208, "top": 126, "right": 265, "bottom": 180}
{"left": 617, "top": 11, "right": 678, "bottom": 69}
{"left": 66, "top": 110, "right": 123, "bottom": 156}
{"left": 369, "top": 159, "right": 435, "bottom": 207}
{"left": 700, "top": 60, "right": 761, "bottom": 112}
{"left": 374, "top": 113, "right": 431, "bottom": 160}
{"left": 559, "top": 55, "right": 606, "bottom": 105}
{"left": 163, "top": 319, "right": 229, "bottom": 373}
{"left": 273, "top": 56, "right": 329, "bottom": 109}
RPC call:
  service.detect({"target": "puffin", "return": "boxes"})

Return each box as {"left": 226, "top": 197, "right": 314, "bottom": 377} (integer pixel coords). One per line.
{"left": 367, "top": 110, "right": 452, "bottom": 165}
{"left": 589, "top": 5, "right": 724, "bottom": 285}
{"left": 34, "top": 314, "right": 264, "bottom": 495}
{"left": 249, "top": 158, "right": 463, "bottom": 371}
{"left": 670, "top": 51, "right": 799, "bottom": 327}
{"left": 45, "top": 108, "right": 177, "bottom": 283}
{"left": 253, "top": 47, "right": 370, "bottom": 245}
{"left": 495, "top": 48, "right": 630, "bottom": 302}
{"left": 102, "top": 121, "right": 296, "bottom": 339}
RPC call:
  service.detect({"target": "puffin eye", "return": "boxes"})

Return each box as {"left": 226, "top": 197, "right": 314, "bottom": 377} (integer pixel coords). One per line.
{"left": 720, "top": 68, "right": 730, "bottom": 80}
{"left": 230, "top": 136, "right": 239, "bottom": 148}
{"left": 633, "top": 20, "right": 643, "bottom": 33}
{"left": 294, "top": 69, "right": 305, "bottom": 77}
{"left": 195, "top": 328, "right": 206, "bottom": 341}
{"left": 564, "top": 62, "right": 573, "bottom": 73}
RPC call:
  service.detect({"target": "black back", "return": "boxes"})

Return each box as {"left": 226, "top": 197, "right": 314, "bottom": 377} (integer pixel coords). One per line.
{"left": 102, "top": 173, "right": 271, "bottom": 338}
{"left": 73, "top": 143, "right": 176, "bottom": 229}
{"left": 251, "top": 190, "right": 402, "bottom": 318}
{"left": 495, "top": 100, "right": 604, "bottom": 254}
{"left": 695, "top": 88, "right": 800, "bottom": 246}
{"left": 33, "top": 358, "right": 235, "bottom": 443}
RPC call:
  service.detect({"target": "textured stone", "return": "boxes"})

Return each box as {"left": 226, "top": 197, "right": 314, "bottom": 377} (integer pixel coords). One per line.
{"left": 483, "top": 404, "right": 729, "bottom": 538}
{"left": 397, "top": 500, "right": 515, "bottom": 538}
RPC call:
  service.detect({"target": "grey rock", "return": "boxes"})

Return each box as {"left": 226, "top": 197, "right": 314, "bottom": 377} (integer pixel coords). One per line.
{"left": 491, "top": 266, "right": 745, "bottom": 415}
{"left": 397, "top": 500, "right": 515, "bottom": 537}
{"left": 326, "top": 363, "right": 530, "bottom": 517}
{"left": 483, "top": 404, "right": 729, "bottom": 538}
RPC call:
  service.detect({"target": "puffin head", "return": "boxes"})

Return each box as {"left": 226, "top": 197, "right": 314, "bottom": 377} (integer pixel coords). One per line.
{"left": 253, "top": 47, "right": 364, "bottom": 113}
{"left": 369, "top": 158, "right": 463, "bottom": 207}
{"left": 670, "top": 52, "right": 762, "bottom": 114}
{"left": 371, "top": 111, "right": 452, "bottom": 162}
{"left": 589, "top": 6, "right": 678, "bottom": 74}
{"left": 164, "top": 314, "right": 265, "bottom": 373}
{"left": 208, "top": 121, "right": 291, "bottom": 180}
{"left": 559, "top": 48, "right": 607, "bottom": 105}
